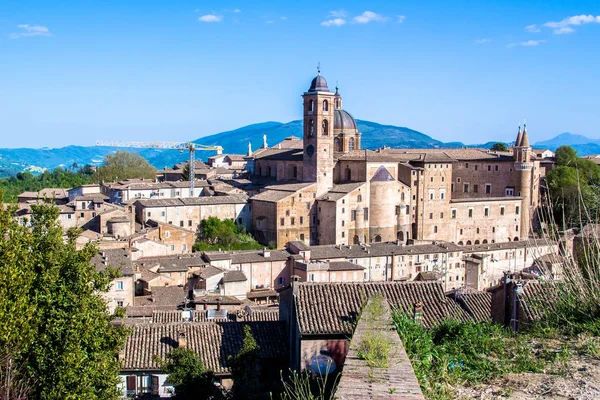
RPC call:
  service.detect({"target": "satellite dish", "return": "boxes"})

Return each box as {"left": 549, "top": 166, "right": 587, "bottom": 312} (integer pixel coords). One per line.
{"left": 310, "top": 353, "right": 336, "bottom": 375}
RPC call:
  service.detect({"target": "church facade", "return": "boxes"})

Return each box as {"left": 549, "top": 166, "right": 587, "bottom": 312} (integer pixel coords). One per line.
{"left": 248, "top": 71, "right": 542, "bottom": 249}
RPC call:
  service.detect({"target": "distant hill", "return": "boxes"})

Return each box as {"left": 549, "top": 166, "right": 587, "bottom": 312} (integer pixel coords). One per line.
{"left": 0, "top": 123, "right": 597, "bottom": 178}
{"left": 534, "top": 132, "right": 600, "bottom": 156}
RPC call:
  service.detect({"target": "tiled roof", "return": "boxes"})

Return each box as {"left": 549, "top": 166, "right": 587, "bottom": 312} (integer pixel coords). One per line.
{"left": 305, "top": 241, "right": 461, "bottom": 260}
{"left": 91, "top": 248, "right": 134, "bottom": 275}
{"left": 223, "top": 270, "right": 247, "bottom": 282}
{"left": 328, "top": 261, "right": 365, "bottom": 271}
{"left": 450, "top": 196, "right": 522, "bottom": 204}
{"left": 135, "top": 194, "right": 247, "bottom": 208}
{"left": 203, "top": 249, "right": 292, "bottom": 264}
{"left": 294, "top": 281, "right": 469, "bottom": 335}
{"left": 252, "top": 148, "right": 303, "bottom": 161}
{"left": 518, "top": 281, "right": 558, "bottom": 323}
{"left": 151, "top": 308, "right": 279, "bottom": 323}
{"left": 414, "top": 271, "right": 441, "bottom": 281}
{"left": 138, "top": 254, "right": 207, "bottom": 271}
{"left": 450, "top": 291, "right": 492, "bottom": 323}
{"left": 461, "top": 239, "right": 554, "bottom": 253}
{"left": 194, "top": 295, "right": 241, "bottom": 305}
{"left": 132, "top": 286, "right": 187, "bottom": 308}
{"left": 121, "top": 321, "right": 288, "bottom": 373}
{"left": 247, "top": 289, "right": 279, "bottom": 299}
{"left": 251, "top": 182, "right": 315, "bottom": 203}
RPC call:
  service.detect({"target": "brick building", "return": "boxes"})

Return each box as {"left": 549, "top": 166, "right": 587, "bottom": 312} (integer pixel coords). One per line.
{"left": 249, "top": 71, "right": 542, "bottom": 248}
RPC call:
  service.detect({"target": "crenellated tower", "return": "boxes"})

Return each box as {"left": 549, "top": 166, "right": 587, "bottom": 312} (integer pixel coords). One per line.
{"left": 302, "top": 69, "right": 336, "bottom": 196}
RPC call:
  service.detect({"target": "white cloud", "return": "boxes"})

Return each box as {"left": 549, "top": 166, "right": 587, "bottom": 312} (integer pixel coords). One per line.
{"left": 475, "top": 38, "right": 490, "bottom": 44}
{"left": 321, "top": 18, "right": 346, "bottom": 27}
{"left": 280, "top": 16, "right": 288, "bottom": 20}
{"left": 353, "top": 11, "right": 387, "bottom": 24}
{"left": 198, "top": 14, "right": 222, "bottom": 22}
{"left": 528, "top": 14, "right": 600, "bottom": 34}
{"left": 397, "top": 15, "right": 406, "bottom": 23}
{"left": 266, "top": 20, "right": 274, "bottom": 24}
{"left": 233, "top": 9, "right": 241, "bottom": 13}
{"left": 525, "top": 24, "right": 540, "bottom": 32}
{"left": 508, "top": 39, "right": 546, "bottom": 48}
{"left": 9, "top": 24, "right": 52, "bottom": 39}
{"left": 329, "top": 10, "right": 347, "bottom": 18}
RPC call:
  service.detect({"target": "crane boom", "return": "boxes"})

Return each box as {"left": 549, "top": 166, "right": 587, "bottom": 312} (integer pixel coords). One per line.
{"left": 95, "top": 140, "right": 223, "bottom": 197}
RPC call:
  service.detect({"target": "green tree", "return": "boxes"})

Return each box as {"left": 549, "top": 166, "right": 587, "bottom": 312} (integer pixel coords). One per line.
{"left": 93, "top": 151, "right": 156, "bottom": 183}
{"left": 555, "top": 145, "right": 579, "bottom": 167}
{"left": 181, "top": 162, "right": 192, "bottom": 182}
{"left": 159, "top": 348, "right": 224, "bottom": 400}
{"left": 229, "top": 325, "right": 261, "bottom": 398}
{"left": 0, "top": 200, "right": 128, "bottom": 399}
{"left": 490, "top": 142, "right": 508, "bottom": 152}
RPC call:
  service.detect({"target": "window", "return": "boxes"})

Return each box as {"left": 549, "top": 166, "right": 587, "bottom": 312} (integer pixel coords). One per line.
{"left": 474, "top": 184, "right": 478, "bottom": 193}
{"left": 430, "top": 177, "right": 434, "bottom": 182}
{"left": 188, "top": 220, "right": 192, "bottom": 226}
{"left": 357, "top": 194, "right": 362, "bottom": 202}
{"left": 170, "top": 245, "right": 175, "bottom": 251}
{"left": 182, "top": 244, "right": 187, "bottom": 251}
{"left": 286, "top": 210, "right": 290, "bottom": 216}
{"left": 67, "top": 214, "right": 72, "bottom": 219}
{"left": 291, "top": 217, "right": 295, "bottom": 226}
{"left": 452, "top": 209, "right": 457, "bottom": 219}
{"left": 309, "top": 100, "right": 314, "bottom": 112}
{"left": 364, "top": 208, "right": 369, "bottom": 220}
{"left": 323, "top": 100, "right": 329, "bottom": 111}
{"left": 464, "top": 184, "right": 469, "bottom": 193}
{"left": 334, "top": 138, "right": 341, "bottom": 152}
{"left": 117, "top": 281, "right": 124, "bottom": 290}
{"left": 475, "top": 165, "right": 478, "bottom": 171}
{"left": 466, "top": 163, "right": 469, "bottom": 168}
{"left": 349, "top": 137, "right": 355, "bottom": 151}
{"left": 117, "top": 300, "right": 124, "bottom": 308}
{"left": 322, "top": 119, "right": 329, "bottom": 136}
{"left": 434, "top": 226, "right": 438, "bottom": 233}
{"left": 300, "top": 233, "right": 305, "bottom": 241}
{"left": 80, "top": 212, "right": 84, "bottom": 218}
{"left": 293, "top": 166, "right": 298, "bottom": 178}
{"left": 161, "top": 211, "right": 166, "bottom": 217}
{"left": 495, "top": 165, "right": 499, "bottom": 171}
{"left": 278, "top": 277, "right": 285, "bottom": 285}
{"left": 440, "top": 212, "right": 444, "bottom": 218}
{"left": 457, "top": 177, "right": 461, "bottom": 183}
{"left": 485, "top": 184, "right": 492, "bottom": 194}
{"left": 165, "top": 231, "right": 171, "bottom": 238}
{"left": 342, "top": 232, "right": 345, "bottom": 237}
{"left": 280, "top": 218, "right": 285, "bottom": 226}
{"left": 500, "top": 206, "right": 505, "bottom": 216}
{"left": 351, "top": 210, "right": 357, "bottom": 221}
{"left": 506, "top": 188, "right": 515, "bottom": 196}
{"left": 429, "top": 213, "right": 433, "bottom": 220}
{"left": 309, "top": 119, "right": 314, "bottom": 136}
{"left": 451, "top": 183, "right": 455, "bottom": 192}
{"left": 440, "top": 192, "right": 445, "bottom": 200}
{"left": 468, "top": 209, "right": 473, "bottom": 218}
{"left": 180, "top": 221, "right": 184, "bottom": 227}
{"left": 484, "top": 207, "right": 489, "bottom": 217}
{"left": 477, "top": 228, "right": 480, "bottom": 233}
{"left": 342, "top": 208, "right": 345, "bottom": 214}
{"left": 430, "top": 192, "right": 434, "bottom": 200}
{"left": 516, "top": 206, "right": 520, "bottom": 215}
{"left": 300, "top": 216, "right": 303, "bottom": 224}
{"left": 309, "top": 274, "right": 315, "bottom": 282}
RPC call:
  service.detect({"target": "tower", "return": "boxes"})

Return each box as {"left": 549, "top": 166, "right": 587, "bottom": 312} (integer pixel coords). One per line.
{"left": 302, "top": 68, "right": 336, "bottom": 196}
{"left": 514, "top": 123, "right": 533, "bottom": 239}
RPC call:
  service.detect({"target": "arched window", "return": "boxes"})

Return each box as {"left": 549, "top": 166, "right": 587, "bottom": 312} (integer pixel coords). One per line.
{"left": 353, "top": 235, "right": 360, "bottom": 244}
{"left": 334, "top": 138, "right": 341, "bottom": 152}
{"left": 357, "top": 194, "right": 362, "bottom": 202}
{"left": 323, "top": 100, "right": 329, "bottom": 111}
{"left": 309, "top": 100, "right": 314, "bottom": 112}
{"left": 374, "top": 235, "right": 382, "bottom": 243}
{"left": 322, "top": 119, "right": 328, "bottom": 136}
{"left": 266, "top": 166, "right": 271, "bottom": 176}
{"left": 292, "top": 166, "right": 297, "bottom": 178}
{"left": 348, "top": 137, "right": 355, "bottom": 151}
{"left": 466, "top": 240, "right": 472, "bottom": 245}
{"left": 309, "top": 119, "right": 314, "bottom": 137}
{"left": 458, "top": 241, "right": 464, "bottom": 245}
{"left": 482, "top": 239, "right": 488, "bottom": 244}
{"left": 514, "top": 236, "right": 519, "bottom": 241}
{"left": 397, "top": 231, "right": 404, "bottom": 241}
{"left": 345, "top": 167, "right": 351, "bottom": 181}
{"left": 474, "top": 240, "right": 480, "bottom": 244}
{"left": 335, "top": 99, "right": 340, "bottom": 109}
{"left": 434, "top": 226, "right": 438, "bottom": 233}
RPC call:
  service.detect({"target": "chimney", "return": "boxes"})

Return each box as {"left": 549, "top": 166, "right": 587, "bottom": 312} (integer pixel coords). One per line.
{"left": 413, "top": 301, "right": 424, "bottom": 325}
{"left": 263, "top": 247, "right": 270, "bottom": 258}
{"left": 216, "top": 298, "right": 222, "bottom": 312}
{"left": 178, "top": 330, "right": 187, "bottom": 348}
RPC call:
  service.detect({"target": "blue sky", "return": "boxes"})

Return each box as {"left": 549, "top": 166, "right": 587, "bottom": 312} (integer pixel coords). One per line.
{"left": 1, "top": 0, "right": 599, "bottom": 148}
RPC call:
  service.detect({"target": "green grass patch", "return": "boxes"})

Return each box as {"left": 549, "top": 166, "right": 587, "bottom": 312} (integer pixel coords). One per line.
{"left": 357, "top": 331, "right": 393, "bottom": 368}
{"left": 393, "top": 313, "right": 564, "bottom": 400}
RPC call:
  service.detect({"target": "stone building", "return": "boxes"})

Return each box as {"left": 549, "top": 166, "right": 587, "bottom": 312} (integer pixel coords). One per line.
{"left": 249, "top": 71, "right": 542, "bottom": 249}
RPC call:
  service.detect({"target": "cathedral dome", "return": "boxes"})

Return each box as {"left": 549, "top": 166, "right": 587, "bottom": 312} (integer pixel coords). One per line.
{"left": 333, "top": 109, "right": 358, "bottom": 134}
{"left": 308, "top": 74, "right": 329, "bottom": 92}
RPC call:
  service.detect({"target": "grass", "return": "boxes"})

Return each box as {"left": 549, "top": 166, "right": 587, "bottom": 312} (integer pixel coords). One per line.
{"left": 393, "top": 314, "right": 568, "bottom": 400}
{"left": 356, "top": 331, "right": 393, "bottom": 368}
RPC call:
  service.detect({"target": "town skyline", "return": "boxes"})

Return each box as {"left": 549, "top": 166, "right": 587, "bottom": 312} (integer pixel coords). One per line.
{"left": 1, "top": 0, "right": 600, "bottom": 148}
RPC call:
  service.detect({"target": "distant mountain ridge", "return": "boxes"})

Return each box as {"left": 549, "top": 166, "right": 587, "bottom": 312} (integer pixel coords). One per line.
{"left": 0, "top": 123, "right": 597, "bottom": 178}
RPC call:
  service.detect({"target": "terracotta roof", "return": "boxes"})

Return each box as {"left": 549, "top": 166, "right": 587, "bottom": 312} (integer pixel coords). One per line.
{"left": 305, "top": 241, "right": 461, "bottom": 260}
{"left": 518, "top": 281, "right": 558, "bottom": 323}
{"left": 414, "top": 271, "right": 441, "bottom": 281}
{"left": 203, "top": 249, "right": 292, "bottom": 264}
{"left": 135, "top": 194, "right": 247, "bottom": 208}
{"left": 253, "top": 148, "right": 303, "bottom": 161}
{"left": 251, "top": 182, "right": 315, "bottom": 203}
{"left": 121, "top": 321, "right": 288, "bottom": 373}
{"left": 223, "top": 270, "right": 247, "bottom": 282}
{"left": 461, "top": 239, "right": 554, "bottom": 253}
{"left": 194, "top": 295, "right": 241, "bottom": 305}
{"left": 450, "top": 291, "right": 492, "bottom": 323}
{"left": 247, "top": 289, "right": 279, "bottom": 299}
{"left": 294, "top": 281, "right": 469, "bottom": 335}
{"left": 132, "top": 286, "right": 187, "bottom": 308}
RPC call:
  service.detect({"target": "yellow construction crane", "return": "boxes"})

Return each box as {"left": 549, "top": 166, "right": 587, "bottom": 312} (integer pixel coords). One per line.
{"left": 95, "top": 140, "right": 223, "bottom": 197}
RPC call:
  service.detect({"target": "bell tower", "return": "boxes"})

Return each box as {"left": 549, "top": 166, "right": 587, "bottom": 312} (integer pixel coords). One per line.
{"left": 302, "top": 67, "right": 335, "bottom": 196}
{"left": 514, "top": 123, "right": 533, "bottom": 239}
